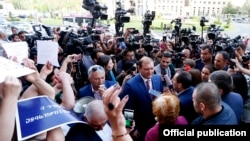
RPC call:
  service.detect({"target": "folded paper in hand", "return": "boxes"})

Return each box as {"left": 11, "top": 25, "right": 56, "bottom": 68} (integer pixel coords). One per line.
{"left": 148, "top": 89, "right": 161, "bottom": 97}
{"left": 0, "top": 56, "right": 35, "bottom": 83}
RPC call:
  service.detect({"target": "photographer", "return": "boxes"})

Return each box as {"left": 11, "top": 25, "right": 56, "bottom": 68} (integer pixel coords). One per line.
{"left": 116, "top": 59, "right": 137, "bottom": 86}
{"left": 117, "top": 48, "right": 137, "bottom": 75}
{"left": 234, "top": 43, "right": 247, "bottom": 64}
{"left": 230, "top": 58, "right": 250, "bottom": 124}
{"left": 98, "top": 33, "right": 115, "bottom": 55}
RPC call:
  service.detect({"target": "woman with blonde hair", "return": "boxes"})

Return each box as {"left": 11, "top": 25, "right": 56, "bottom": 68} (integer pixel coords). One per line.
{"left": 145, "top": 93, "right": 188, "bottom": 141}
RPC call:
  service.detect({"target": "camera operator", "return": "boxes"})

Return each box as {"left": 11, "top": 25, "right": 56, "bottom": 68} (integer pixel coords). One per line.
{"left": 173, "top": 48, "right": 191, "bottom": 71}
{"left": 154, "top": 52, "right": 175, "bottom": 89}
{"left": 230, "top": 55, "right": 250, "bottom": 124}
{"left": 117, "top": 48, "right": 137, "bottom": 75}
{"left": 97, "top": 33, "right": 111, "bottom": 54}
{"left": 234, "top": 43, "right": 247, "bottom": 64}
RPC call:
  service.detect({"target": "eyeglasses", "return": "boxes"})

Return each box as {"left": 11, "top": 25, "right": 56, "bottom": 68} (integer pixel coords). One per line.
{"left": 91, "top": 66, "right": 104, "bottom": 72}
{"left": 88, "top": 65, "right": 104, "bottom": 76}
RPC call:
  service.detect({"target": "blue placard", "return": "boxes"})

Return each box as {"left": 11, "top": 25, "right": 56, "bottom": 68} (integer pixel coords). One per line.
{"left": 16, "top": 96, "right": 85, "bottom": 140}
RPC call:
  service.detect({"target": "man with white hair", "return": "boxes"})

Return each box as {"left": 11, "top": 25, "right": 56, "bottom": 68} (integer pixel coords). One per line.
{"left": 66, "top": 100, "right": 112, "bottom": 141}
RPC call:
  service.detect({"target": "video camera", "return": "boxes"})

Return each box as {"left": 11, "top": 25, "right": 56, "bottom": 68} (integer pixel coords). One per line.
{"left": 58, "top": 28, "right": 94, "bottom": 56}
{"left": 141, "top": 33, "right": 159, "bottom": 53}
{"left": 143, "top": 10, "right": 155, "bottom": 26}
{"left": 115, "top": 1, "right": 134, "bottom": 36}
{"left": 115, "top": 2, "right": 133, "bottom": 23}
{"left": 171, "top": 18, "right": 182, "bottom": 32}
{"left": 200, "top": 16, "right": 209, "bottom": 27}
{"left": 26, "top": 24, "right": 54, "bottom": 48}
{"left": 214, "top": 35, "right": 242, "bottom": 58}
{"left": 142, "top": 10, "right": 155, "bottom": 36}
{"left": 207, "top": 24, "right": 224, "bottom": 41}
{"left": 82, "top": 0, "right": 108, "bottom": 27}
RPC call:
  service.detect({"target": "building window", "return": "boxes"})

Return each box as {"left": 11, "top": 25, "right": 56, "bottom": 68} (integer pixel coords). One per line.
{"left": 208, "top": 1, "right": 211, "bottom": 4}
{"left": 223, "top": 2, "right": 226, "bottom": 5}
{"left": 218, "top": 2, "right": 220, "bottom": 4}
{"left": 185, "top": 0, "right": 189, "bottom": 6}
{"left": 193, "top": 7, "right": 196, "bottom": 16}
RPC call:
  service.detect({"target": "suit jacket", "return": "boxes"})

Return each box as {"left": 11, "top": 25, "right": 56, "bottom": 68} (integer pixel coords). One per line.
{"left": 78, "top": 80, "right": 116, "bottom": 99}
{"left": 178, "top": 86, "right": 198, "bottom": 123}
{"left": 119, "top": 74, "right": 163, "bottom": 141}
{"left": 65, "top": 123, "right": 102, "bottom": 141}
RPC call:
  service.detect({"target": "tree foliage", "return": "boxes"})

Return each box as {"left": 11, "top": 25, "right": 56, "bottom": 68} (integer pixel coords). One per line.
{"left": 242, "top": 0, "right": 250, "bottom": 16}
{"left": 222, "top": 2, "right": 238, "bottom": 14}
{"left": 4, "top": 0, "right": 85, "bottom": 14}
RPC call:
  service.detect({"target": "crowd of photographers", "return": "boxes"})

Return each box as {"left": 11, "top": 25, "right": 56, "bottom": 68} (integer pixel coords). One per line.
{"left": 1, "top": 15, "right": 250, "bottom": 140}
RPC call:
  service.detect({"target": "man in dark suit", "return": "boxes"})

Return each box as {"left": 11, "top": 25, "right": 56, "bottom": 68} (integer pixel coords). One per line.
{"left": 120, "top": 56, "right": 164, "bottom": 141}
{"left": 78, "top": 65, "right": 116, "bottom": 100}
{"left": 172, "top": 71, "right": 198, "bottom": 123}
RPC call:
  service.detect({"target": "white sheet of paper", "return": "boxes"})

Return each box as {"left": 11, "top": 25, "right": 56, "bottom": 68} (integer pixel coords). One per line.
{"left": 0, "top": 56, "right": 35, "bottom": 83}
{"left": 37, "top": 40, "right": 59, "bottom": 67}
{"left": 1, "top": 42, "right": 29, "bottom": 63}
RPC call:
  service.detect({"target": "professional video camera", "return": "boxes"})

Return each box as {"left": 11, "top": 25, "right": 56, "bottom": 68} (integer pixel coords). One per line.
{"left": 169, "top": 18, "right": 183, "bottom": 49}
{"left": 141, "top": 33, "right": 159, "bottom": 53}
{"left": 82, "top": 0, "right": 108, "bottom": 27}
{"left": 170, "top": 51, "right": 185, "bottom": 68}
{"left": 142, "top": 10, "right": 155, "bottom": 36}
{"left": 171, "top": 18, "right": 182, "bottom": 32}
{"left": 126, "top": 28, "right": 143, "bottom": 50}
{"left": 115, "top": 1, "right": 134, "bottom": 36}
{"left": 58, "top": 28, "right": 94, "bottom": 56}
{"left": 26, "top": 24, "right": 54, "bottom": 48}
{"left": 214, "top": 35, "right": 242, "bottom": 58}
{"left": 207, "top": 24, "right": 224, "bottom": 41}
{"left": 200, "top": 16, "right": 209, "bottom": 43}
{"left": 200, "top": 16, "right": 209, "bottom": 27}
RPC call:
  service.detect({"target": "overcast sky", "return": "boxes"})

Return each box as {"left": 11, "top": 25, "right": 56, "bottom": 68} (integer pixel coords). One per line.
{"left": 232, "top": 0, "right": 246, "bottom": 7}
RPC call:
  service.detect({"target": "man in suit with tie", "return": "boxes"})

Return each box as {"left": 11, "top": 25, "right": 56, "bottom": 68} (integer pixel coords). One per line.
{"left": 120, "top": 56, "right": 164, "bottom": 141}
{"left": 78, "top": 65, "right": 116, "bottom": 100}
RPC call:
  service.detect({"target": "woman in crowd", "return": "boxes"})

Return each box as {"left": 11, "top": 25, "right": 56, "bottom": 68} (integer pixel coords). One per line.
{"left": 97, "top": 54, "right": 116, "bottom": 82}
{"left": 145, "top": 92, "right": 188, "bottom": 141}
{"left": 188, "top": 68, "right": 202, "bottom": 87}
{"left": 201, "top": 64, "right": 215, "bottom": 82}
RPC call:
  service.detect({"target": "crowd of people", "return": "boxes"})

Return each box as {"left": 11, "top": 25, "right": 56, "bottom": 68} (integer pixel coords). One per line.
{"left": 1, "top": 23, "right": 250, "bottom": 141}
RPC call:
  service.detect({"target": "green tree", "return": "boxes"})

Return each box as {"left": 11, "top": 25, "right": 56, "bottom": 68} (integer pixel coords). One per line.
{"left": 222, "top": 2, "right": 238, "bottom": 14}
{"left": 242, "top": 0, "right": 250, "bottom": 16}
